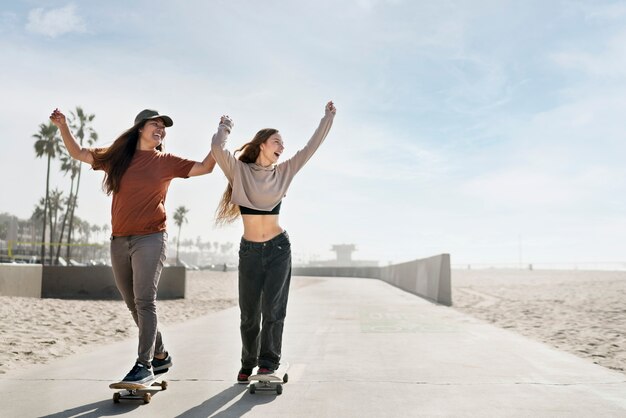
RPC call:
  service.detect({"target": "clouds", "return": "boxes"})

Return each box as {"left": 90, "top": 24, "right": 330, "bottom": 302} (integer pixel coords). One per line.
{"left": 0, "top": 11, "right": 18, "bottom": 33}
{"left": 580, "top": 1, "right": 626, "bottom": 21}
{"left": 552, "top": 30, "right": 626, "bottom": 78}
{"left": 25, "top": 4, "right": 86, "bottom": 38}
{"left": 2, "top": 1, "right": 626, "bottom": 265}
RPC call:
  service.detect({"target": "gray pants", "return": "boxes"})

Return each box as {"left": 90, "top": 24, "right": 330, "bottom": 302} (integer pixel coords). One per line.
{"left": 110, "top": 231, "right": 167, "bottom": 366}
{"left": 238, "top": 231, "right": 292, "bottom": 370}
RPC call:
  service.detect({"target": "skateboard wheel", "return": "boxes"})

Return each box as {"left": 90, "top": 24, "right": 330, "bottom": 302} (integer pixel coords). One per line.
{"left": 161, "top": 380, "right": 168, "bottom": 390}
{"left": 282, "top": 373, "right": 289, "bottom": 384}
{"left": 143, "top": 393, "right": 151, "bottom": 404}
{"left": 250, "top": 384, "right": 256, "bottom": 394}
{"left": 113, "top": 392, "right": 120, "bottom": 403}
{"left": 276, "top": 384, "right": 283, "bottom": 395}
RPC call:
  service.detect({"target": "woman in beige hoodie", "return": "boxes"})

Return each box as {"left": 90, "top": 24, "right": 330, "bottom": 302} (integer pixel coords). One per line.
{"left": 211, "top": 101, "right": 336, "bottom": 382}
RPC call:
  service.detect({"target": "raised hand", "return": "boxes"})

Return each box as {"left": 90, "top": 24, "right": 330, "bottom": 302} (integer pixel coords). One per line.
{"left": 325, "top": 101, "right": 336, "bottom": 116}
{"left": 49, "top": 108, "right": 67, "bottom": 128}
{"left": 220, "top": 115, "right": 234, "bottom": 133}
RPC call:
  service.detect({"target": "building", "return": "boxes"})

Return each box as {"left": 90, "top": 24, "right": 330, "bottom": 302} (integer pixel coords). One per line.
{"left": 306, "top": 244, "right": 378, "bottom": 267}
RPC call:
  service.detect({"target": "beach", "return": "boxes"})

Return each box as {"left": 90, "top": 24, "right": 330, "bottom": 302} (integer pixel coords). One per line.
{"left": 452, "top": 269, "right": 626, "bottom": 374}
{"left": 0, "top": 271, "right": 234, "bottom": 375}
{"left": 1, "top": 269, "right": 624, "bottom": 376}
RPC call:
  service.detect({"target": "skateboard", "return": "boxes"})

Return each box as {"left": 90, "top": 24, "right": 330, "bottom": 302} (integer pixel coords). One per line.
{"left": 248, "top": 362, "right": 289, "bottom": 395}
{"left": 109, "top": 371, "right": 168, "bottom": 404}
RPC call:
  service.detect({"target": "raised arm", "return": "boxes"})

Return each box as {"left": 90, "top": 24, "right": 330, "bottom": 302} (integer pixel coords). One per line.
{"left": 187, "top": 151, "right": 217, "bottom": 177}
{"left": 49, "top": 108, "right": 94, "bottom": 165}
{"left": 210, "top": 115, "right": 238, "bottom": 183}
{"left": 280, "top": 101, "right": 336, "bottom": 175}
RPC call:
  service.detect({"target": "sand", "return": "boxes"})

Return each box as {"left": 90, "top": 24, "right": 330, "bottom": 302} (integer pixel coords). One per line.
{"left": 451, "top": 269, "right": 626, "bottom": 374}
{"left": 1, "top": 269, "right": 624, "bottom": 376}
{"left": 0, "top": 271, "right": 240, "bottom": 375}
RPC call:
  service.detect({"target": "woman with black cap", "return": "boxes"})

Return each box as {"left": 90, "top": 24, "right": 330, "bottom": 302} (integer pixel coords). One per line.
{"left": 50, "top": 108, "right": 216, "bottom": 386}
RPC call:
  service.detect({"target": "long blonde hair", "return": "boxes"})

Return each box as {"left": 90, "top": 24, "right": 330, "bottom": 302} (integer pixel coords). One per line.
{"left": 215, "top": 128, "right": 279, "bottom": 225}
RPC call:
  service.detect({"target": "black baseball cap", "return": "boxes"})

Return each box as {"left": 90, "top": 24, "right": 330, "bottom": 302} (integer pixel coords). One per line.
{"left": 134, "top": 109, "right": 173, "bottom": 127}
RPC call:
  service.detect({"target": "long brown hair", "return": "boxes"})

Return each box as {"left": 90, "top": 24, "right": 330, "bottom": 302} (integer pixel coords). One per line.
{"left": 92, "top": 120, "right": 164, "bottom": 195}
{"left": 215, "top": 128, "right": 279, "bottom": 225}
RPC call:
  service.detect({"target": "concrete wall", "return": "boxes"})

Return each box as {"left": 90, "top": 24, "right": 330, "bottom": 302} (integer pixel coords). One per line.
{"left": 41, "top": 266, "right": 186, "bottom": 300}
{"left": 293, "top": 253, "right": 451, "bottom": 306}
{"left": 380, "top": 254, "right": 451, "bottom": 306}
{"left": 291, "top": 266, "right": 382, "bottom": 280}
{"left": 0, "top": 263, "right": 42, "bottom": 297}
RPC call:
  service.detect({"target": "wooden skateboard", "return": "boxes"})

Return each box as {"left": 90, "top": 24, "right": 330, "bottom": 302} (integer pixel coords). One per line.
{"left": 109, "top": 371, "right": 168, "bottom": 404}
{"left": 248, "top": 362, "right": 289, "bottom": 395}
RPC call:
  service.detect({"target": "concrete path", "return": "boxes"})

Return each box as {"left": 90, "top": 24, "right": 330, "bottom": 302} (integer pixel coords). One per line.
{"left": 1, "top": 276, "right": 625, "bottom": 417}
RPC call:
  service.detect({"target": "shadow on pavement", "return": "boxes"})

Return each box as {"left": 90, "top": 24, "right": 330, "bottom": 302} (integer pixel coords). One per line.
{"left": 40, "top": 398, "right": 140, "bottom": 418}
{"left": 177, "top": 383, "right": 279, "bottom": 417}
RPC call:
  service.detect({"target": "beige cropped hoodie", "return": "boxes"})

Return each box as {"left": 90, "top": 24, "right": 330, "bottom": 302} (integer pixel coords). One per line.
{"left": 211, "top": 112, "right": 334, "bottom": 211}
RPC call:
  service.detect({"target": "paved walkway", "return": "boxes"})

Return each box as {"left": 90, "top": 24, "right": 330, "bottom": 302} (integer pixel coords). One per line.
{"left": 1, "top": 276, "right": 625, "bottom": 417}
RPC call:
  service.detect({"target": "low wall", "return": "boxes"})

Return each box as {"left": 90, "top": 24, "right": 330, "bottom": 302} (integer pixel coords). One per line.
{"left": 292, "top": 253, "right": 451, "bottom": 306}
{"left": 380, "top": 254, "right": 451, "bottom": 306}
{"left": 42, "top": 266, "right": 186, "bottom": 300}
{"left": 291, "top": 266, "right": 382, "bottom": 279}
{"left": 0, "top": 263, "right": 43, "bottom": 297}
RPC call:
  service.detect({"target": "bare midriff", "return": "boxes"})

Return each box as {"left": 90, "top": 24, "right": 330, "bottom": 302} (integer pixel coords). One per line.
{"left": 242, "top": 214, "right": 284, "bottom": 242}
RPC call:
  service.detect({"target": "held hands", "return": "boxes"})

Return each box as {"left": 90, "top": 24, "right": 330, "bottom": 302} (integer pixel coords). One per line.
{"left": 219, "top": 115, "right": 234, "bottom": 133}
{"left": 325, "top": 101, "right": 336, "bottom": 116}
{"left": 49, "top": 108, "right": 67, "bottom": 128}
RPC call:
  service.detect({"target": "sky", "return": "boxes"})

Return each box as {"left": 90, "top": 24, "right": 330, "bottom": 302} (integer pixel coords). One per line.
{"left": 1, "top": 0, "right": 626, "bottom": 267}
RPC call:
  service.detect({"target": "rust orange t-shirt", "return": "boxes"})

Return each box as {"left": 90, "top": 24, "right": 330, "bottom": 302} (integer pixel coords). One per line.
{"left": 93, "top": 149, "right": 195, "bottom": 236}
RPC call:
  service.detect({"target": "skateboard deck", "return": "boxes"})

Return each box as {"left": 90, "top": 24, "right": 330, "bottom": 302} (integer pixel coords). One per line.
{"left": 110, "top": 370, "right": 168, "bottom": 404}
{"left": 248, "top": 362, "right": 290, "bottom": 395}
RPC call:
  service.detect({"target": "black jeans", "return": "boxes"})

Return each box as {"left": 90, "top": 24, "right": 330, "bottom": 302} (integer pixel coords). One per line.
{"left": 238, "top": 231, "right": 292, "bottom": 370}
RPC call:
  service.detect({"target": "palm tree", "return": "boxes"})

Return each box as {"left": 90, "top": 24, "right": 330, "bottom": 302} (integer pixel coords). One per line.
{"left": 79, "top": 219, "right": 91, "bottom": 243}
{"left": 220, "top": 242, "right": 234, "bottom": 254}
{"left": 58, "top": 146, "right": 79, "bottom": 259}
{"left": 54, "top": 182, "right": 75, "bottom": 263}
{"left": 33, "top": 122, "right": 62, "bottom": 264}
{"left": 91, "top": 224, "right": 101, "bottom": 241}
{"left": 47, "top": 189, "right": 65, "bottom": 264}
{"left": 173, "top": 206, "right": 189, "bottom": 265}
{"left": 66, "top": 107, "right": 98, "bottom": 259}
{"left": 102, "top": 223, "right": 110, "bottom": 241}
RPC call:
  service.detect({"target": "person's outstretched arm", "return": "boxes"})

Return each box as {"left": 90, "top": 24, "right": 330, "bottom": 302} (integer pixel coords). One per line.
{"left": 210, "top": 115, "right": 237, "bottom": 183}
{"left": 49, "top": 108, "right": 94, "bottom": 165}
{"left": 187, "top": 150, "right": 217, "bottom": 177}
{"left": 279, "top": 101, "right": 336, "bottom": 175}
